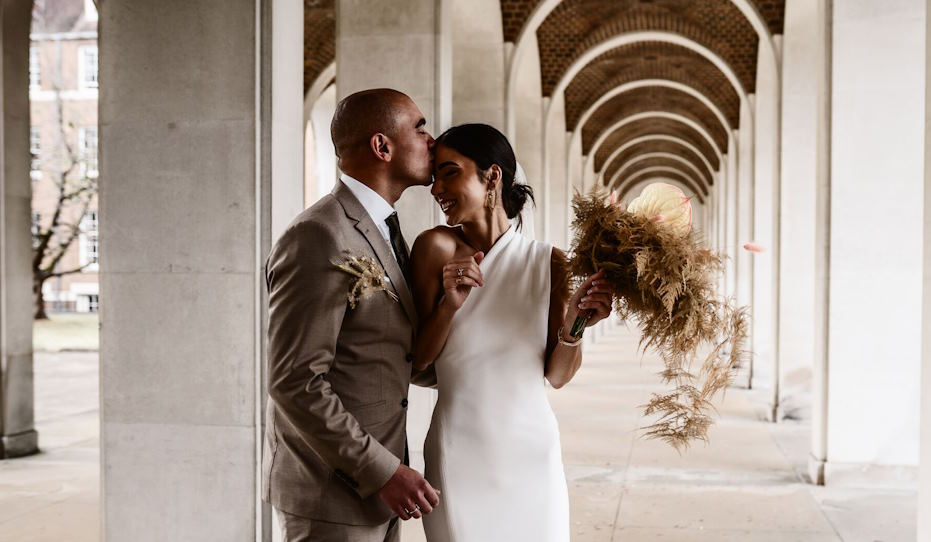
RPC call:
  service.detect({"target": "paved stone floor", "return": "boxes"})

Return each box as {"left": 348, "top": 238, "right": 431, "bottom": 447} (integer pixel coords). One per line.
{"left": 0, "top": 329, "right": 917, "bottom": 541}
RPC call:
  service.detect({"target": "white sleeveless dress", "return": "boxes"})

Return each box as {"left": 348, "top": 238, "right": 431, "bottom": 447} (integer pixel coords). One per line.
{"left": 422, "top": 226, "right": 570, "bottom": 542}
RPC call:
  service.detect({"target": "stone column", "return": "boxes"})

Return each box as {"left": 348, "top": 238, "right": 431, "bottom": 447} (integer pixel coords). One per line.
{"left": 751, "top": 39, "right": 780, "bottom": 403}
{"left": 335, "top": 0, "right": 451, "bottom": 475}
{"left": 510, "top": 33, "right": 544, "bottom": 235}
{"left": 725, "top": 146, "right": 738, "bottom": 299}
{"left": 99, "top": 1, "right": 276, "bottom": 538}
{"left": 543, "top": 93, "right": 569, "bottom": 248}
{"left": 920, "top": 0, "right": 931, "bottom": 527}
{"left": 450, "top": 0, "right": 504, "bottom": 129}
{"left": 0, "top": 0, "right": 37, "bottom": 458}
{"left": 814, "top": 0, "right": 925, "bottom": 484}
{"left": 777, "top": 0, "right": 820, "bottom": 421}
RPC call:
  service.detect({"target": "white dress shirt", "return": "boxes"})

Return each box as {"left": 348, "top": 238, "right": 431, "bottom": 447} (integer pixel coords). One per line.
{"left": 339, "top": 173, "right": 399, "bottom": 263}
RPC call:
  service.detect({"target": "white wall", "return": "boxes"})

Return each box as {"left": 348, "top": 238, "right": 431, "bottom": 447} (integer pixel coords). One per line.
{"left": 825, "top": 0, "right": 924, "bottom": 472}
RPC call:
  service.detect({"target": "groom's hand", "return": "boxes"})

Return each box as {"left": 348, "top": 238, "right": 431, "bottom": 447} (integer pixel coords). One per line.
{"left": 376, "top": 464, "right": 440, "bottom": 521}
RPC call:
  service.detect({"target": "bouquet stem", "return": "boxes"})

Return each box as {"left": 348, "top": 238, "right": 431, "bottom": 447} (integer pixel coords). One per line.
{"left": 569, "top": 310, "right": 592, "bottom": 338}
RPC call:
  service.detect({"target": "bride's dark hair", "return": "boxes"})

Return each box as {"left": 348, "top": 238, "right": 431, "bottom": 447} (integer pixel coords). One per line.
{"left": 434, "top": 123, "right": 534, "bottom": 229}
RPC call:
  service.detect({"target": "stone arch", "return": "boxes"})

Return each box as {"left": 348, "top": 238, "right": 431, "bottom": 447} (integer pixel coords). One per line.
{"left": 609, "top": 154, "right": 710, "bottom": 194}
{"left": 619, "top": 174, "right": 707, "bottom": 206}
{"left": 608, "top": 148, "right": 712, "bottom": 189}
{"left": 546, "top": 30, "right": 751, "bottom": 126}
{"left": 503, "top": 0, "right": 781, "bottom": 134}
{"left": 586, "top": 111, "right": 724, "bottom": 177}
{"left": 303, "top": 0, "right": 336, "bottom": 96}
{"left": 571, "top": 79, "right": 734, "bottom": 160}
{"left": 579, "top": 85, "right": 730, "bottom": 156}
{"left": 614, "top": 166, "right": 705, "bottom": 203}
{"left": 565, "top": 43, "right": 740, "bottom": 133}
{"left": 599, "top": 134, "right": 716, "bottom": 186}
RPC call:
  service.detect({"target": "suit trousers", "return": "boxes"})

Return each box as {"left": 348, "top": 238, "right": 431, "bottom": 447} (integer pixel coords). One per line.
{"left": 275, "top": 509, "right": 401, "bottom": 542}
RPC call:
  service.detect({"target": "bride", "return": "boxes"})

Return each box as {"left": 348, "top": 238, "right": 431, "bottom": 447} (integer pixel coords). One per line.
{"left": 409, "top": 123, "right": 614, "bottom": 541}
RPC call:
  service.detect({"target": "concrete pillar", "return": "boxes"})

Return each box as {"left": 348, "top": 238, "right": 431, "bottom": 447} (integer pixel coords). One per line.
{"left": 565, "top": 131, "right": 583, "bottom": 242}
{"left": 812, "top": 0, "right": 925, "bottom": 485}
{"left": 304, "top": 85, "right": 338, "bottom": 206}
{"left": 715, "top": 164, "right": 727, "bottom": 292}
{"left": 777, "top": 0, "right": 820, "bottom": 421}
{"left": 270, "top": 0, "right": 304, "bottom": 243}
{"left": 920, "top": 0, "right": 931, "bottom": 528}
{"left": 725, "top": 146, "right": 738, "bottom": 299}
{"left": 809, "top": 0, "right": 832, "bottom": 486}
{"left": 511, "top": 33, "right": 544, "bottom": 235}
{"left": 336, "top": 0, "right": 448, "bottom": 240}
{"left": 99, "top": 0, "right": 283, "bottom": 538}
{"left": 0, "top": 0, "right": 37, "bottom": 458}
{"left": 543, "top": 93, "right": 569, "bottom": 248}
{"left": 335, "top": 0, "right": 451, "bottom": 477}
{"left": 451, "top": 0, "right": 504, "bottom": 129}
{"left": 752, "top": 36, "right": 780, "bottom": 402}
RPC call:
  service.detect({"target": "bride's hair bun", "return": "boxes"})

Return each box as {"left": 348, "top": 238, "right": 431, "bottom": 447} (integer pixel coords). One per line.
{"left": 434, "top": 123, "right": 535, "bottom": 228}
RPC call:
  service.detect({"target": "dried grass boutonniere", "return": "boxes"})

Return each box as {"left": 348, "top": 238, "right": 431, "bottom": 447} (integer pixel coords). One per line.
{"left": 333, "top": 255, "right": 399, "bottom": 309}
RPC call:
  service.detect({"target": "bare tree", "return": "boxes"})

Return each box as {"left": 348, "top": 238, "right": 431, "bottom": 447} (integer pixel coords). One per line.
{"left": 31, "top": 88, "right": 98, "bottom": 320}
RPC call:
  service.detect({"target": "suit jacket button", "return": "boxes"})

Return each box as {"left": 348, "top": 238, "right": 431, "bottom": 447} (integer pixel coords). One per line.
{"left": 405, "top": 353, "right": 414, "bottom": 363}
{"left": 401, "top": 398, "right": 408, "bottom": 408}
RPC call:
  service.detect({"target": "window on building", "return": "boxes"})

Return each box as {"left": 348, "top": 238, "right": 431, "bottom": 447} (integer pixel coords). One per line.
{"left": 87, "top": 294, "right": 99, "bottom": 313}
{"left": 79, "top": 127, "right": 98, "bottom": 178}
{"left": 31, "top": 211, "right": 41, "bottom": 248}
{"left": 30, "top": 127, "right": 41, "bottom": 177}
{"left": 29, "top": 46, "right": 40, "bottom": 89}
{"left": 80, "top": 211, "right": 99, "bottom": 269}
{"left": 78, "top": 46, "right": 98, "bottom": 89}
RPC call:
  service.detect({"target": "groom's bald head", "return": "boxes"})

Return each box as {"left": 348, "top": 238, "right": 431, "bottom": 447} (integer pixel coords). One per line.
{"left": 330, "top": 88, "right": 411, "bottom": 160}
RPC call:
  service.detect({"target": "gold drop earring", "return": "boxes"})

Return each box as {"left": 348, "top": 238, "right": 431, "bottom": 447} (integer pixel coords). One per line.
{"left": 485, "top": 189, "right": 497, "bottom": 210}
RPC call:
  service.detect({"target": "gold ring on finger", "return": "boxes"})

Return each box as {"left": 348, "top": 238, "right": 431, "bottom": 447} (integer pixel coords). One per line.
{"left": 457, "top": 267, "right": 463, "bottom": 277}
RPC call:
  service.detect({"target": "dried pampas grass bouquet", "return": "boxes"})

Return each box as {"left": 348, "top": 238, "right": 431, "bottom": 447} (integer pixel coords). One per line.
{"left": 568, "top": 183, "right": 749, "bottom": 450}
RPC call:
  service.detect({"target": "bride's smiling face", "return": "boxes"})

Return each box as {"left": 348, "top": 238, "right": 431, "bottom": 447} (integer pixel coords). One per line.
{"left": 431, "top": 144, "right": 495, "bottom": 226}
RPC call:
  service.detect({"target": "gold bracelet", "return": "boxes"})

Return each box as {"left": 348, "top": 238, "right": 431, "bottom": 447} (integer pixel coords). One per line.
{"left": 557, "top": 326, "right": 583, "bottom": 347}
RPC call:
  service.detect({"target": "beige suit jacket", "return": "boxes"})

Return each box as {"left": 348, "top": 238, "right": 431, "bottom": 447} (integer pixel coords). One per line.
{"left": 262, "top": 181, "right": 421, "bottom": 526}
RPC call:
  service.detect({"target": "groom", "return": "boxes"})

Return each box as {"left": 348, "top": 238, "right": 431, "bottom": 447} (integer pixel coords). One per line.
{"left": 263, "top": 88, "right": 440, "bottom": 541}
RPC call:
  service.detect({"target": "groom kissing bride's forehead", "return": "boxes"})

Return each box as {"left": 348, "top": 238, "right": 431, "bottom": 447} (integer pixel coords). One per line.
{"left": 263, "top": 88, "right": 439, "bottom": 542}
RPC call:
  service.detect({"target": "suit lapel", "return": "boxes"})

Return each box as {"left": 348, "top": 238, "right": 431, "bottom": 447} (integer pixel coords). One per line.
{"left": 333, "top": 183, "right": 417, "bottom": 325}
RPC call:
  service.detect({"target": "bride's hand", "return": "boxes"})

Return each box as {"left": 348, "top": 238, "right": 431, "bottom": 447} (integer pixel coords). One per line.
{"left": 441, "top": 251, "right": 484, "bottom": 310}
{"left": 566, "top": 270, "right": 614, "bottom": 327}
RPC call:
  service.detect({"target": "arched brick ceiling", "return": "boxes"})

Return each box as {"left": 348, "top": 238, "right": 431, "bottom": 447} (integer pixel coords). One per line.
{"left": 536, "top": 0, "right": 760, "bottom": 97}
{"left": 304, "top": 0, "right": 335, "bottom": 94}
{"left": 582, "top": 86, "right": 728, "bottom": 156}
{"left": 603, "top": 140, "right": 712, "bottom": 186}
{"left": 594, "top": 117, "right": 719, "bottom": 172}
{"left": 502, "top": 0, "right": 539, "bottom": 42}
{"left": 564, "top": 41, "right": 740, "bottom": 131}
{"left": 755, "top": 1, "right": 785, "bottom": 34}
{"left": 617, "top": 170, "right": 706, "bottom": 202}
{"left": 499, "top": 1, "right": 784, "bottom": 43}
{"left": 612, "top": 155, "right": 704, "bottom": 188}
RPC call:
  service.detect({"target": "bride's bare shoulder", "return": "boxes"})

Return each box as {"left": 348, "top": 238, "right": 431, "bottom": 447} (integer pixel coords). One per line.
{"left": 412, "top": 226, "right": 461, "bottom": 259}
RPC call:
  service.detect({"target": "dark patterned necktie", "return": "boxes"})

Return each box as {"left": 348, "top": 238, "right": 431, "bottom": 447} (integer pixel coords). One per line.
{"left": 385, "top": 212, "right": 411, "bottom": 284}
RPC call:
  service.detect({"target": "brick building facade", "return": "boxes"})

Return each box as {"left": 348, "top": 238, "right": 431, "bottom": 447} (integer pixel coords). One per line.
{"left": 30, "top": 0, "right": 98, "bottom": 313}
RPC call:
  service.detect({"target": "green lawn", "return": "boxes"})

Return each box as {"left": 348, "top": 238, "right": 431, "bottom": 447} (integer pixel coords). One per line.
{"left": 33, "top": 313, "right": 99, "bottom": 352}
